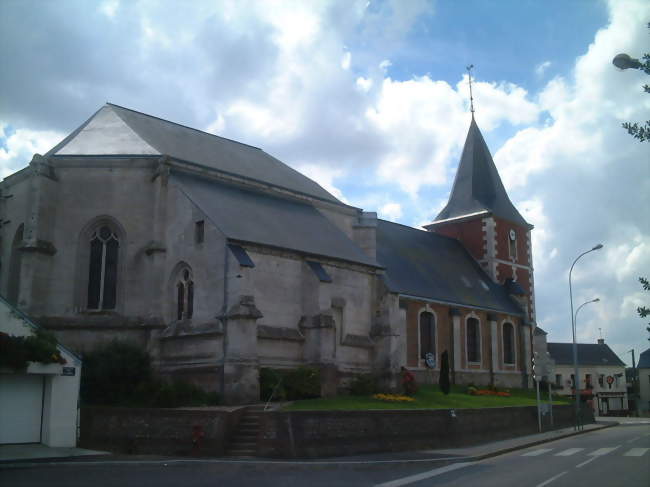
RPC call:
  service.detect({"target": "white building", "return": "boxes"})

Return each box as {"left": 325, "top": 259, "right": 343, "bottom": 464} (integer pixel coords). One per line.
{"left": 548, "top": 340, "right": 628, "bottom": 416}
{"left": 0, "top": 295, "right": 82, "bottom": 446}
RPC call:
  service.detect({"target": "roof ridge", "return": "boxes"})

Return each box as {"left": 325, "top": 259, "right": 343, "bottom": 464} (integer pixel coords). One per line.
{"left": 106, "top": 102, "right": 263, "bottom": 151}
{"left": 378, "top": 218, "right": 466, "bottom": 244}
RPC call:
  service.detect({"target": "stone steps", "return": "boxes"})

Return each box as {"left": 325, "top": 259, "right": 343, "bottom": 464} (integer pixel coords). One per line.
{"left": 225, "top": 406, "right": 264, "bottom": 457}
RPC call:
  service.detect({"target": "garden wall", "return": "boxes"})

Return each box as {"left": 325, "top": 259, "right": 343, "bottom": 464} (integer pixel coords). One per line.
{"left": 79, "top": 406, "right": 245, "bottom": 456}
{"left": 258, "top": 405, "right": 593, "bottom": 458}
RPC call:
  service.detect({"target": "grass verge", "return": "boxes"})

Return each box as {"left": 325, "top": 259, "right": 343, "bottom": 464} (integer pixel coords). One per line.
{"left": 283, "top": 385, "right": 571, "bottom": 411}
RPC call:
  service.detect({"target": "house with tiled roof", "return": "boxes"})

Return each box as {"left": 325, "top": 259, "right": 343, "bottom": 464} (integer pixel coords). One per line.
{"left": 0, "top": 104, "right": 537, "bottom": 404}
{"left": 548, "top": 339, "right": 628, "bottom": 416}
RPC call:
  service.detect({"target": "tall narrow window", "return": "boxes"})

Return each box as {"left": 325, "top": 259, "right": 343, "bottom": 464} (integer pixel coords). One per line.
{"left": 503, "top": 322, "right": 515, "bottom": 364}
{"left": 87, "top": 226, "right": 119, "bottom": 310}
{"left": 467, "top": 317, "right": 481, "bottom": 363}
{"left": 176, "top": 267, "right": 194, "bottom": 320}
{"left": 419, "top": 312, "right": 436, "bottom": 360}
{"left": 508, "top": 229, "right": 517, "bottom": 261}
{"left": 195, "top": 220, "right": 204, "bottom": 244}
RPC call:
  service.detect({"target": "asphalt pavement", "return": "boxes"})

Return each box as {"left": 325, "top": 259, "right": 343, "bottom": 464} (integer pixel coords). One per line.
{"left": 1, "top": 419, "right": 648, "bottom": 487}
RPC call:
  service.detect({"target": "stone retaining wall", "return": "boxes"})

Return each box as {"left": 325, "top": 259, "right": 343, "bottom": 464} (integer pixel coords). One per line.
{"left": 258, "top": 405, "right": 592, "bottom": 458}
{"left": 79, "top": 406, "right": 245, "bottom": 456}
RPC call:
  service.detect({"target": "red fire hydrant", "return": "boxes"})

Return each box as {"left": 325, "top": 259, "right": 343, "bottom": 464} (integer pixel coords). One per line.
{"left": 191, "top": 425, "right": 205, "bottom": 454}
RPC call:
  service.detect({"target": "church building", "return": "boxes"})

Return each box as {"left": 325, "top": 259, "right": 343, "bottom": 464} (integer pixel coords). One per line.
{"left": 0, "top": 104, "right": 535, "bottom": 404}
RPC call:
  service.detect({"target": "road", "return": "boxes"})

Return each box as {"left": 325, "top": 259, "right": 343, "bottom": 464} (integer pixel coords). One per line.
{"left": 1, "top": 423, "right": 648, "bottom": 487}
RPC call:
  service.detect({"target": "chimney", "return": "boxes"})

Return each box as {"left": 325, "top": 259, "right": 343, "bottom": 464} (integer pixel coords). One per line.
{"left": 597, "top": 338, "right": 605, "bottom": 345}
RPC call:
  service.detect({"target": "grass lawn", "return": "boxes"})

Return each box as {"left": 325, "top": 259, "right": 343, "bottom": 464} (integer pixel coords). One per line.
{"left": 283, "top": 385, "right": 572, "bottom": 411}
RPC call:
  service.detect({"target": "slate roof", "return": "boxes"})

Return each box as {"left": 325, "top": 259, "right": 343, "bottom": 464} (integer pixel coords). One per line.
{"left": 375, "top": 219, "right": 523, "bottom": 315}
{"left": 172, "top": 171, "right": 378, "bottom": 268}
{"left": 46, "top": 104, "right": 341, "bottom": 205}
{"left": 547, "top": 342, "right": 625, "bottom": 367}
{"left": 637, "top": 348, "right": 650, "bottom": 369}
{"left": 434, "top": 118, "right": 530, "bottom": 228}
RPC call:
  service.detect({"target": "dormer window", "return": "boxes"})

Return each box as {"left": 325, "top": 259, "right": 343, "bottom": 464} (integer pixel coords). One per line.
{"left": 508, "top": 229, "right": 517, "bottom": 261}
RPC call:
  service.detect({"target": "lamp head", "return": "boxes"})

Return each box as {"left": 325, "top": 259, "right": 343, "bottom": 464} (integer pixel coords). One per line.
{"left": 592, "top": 298, "right": 600, "bottom": 303}
{"left": 612, "top": 53, "right": 642, "bottom": 70}
{"left": 592, "top": 244, "right": 603, "bottom": 251}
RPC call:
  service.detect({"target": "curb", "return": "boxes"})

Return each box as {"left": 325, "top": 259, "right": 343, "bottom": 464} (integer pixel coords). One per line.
{"left": 0, "top": 423, "right": 619, "bottom": 469}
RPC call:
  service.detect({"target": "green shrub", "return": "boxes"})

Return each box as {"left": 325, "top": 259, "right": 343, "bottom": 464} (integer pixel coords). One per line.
{"left": 349, "top": 374, "right": 379, "bottom": 396}
{"left": 0, "top": 329, "right": 66, "bottom": 370}
{"left": 81, "top": 340, "right": 152, "bottom": 405}
{"left": 81, "top": 340, "right": 219, "bottom": 407}
{"left": 283, "top": 367, "right": 321, "bottom": 400}
{"left": 259, "top": 367, "right": 321, "bottom": 401}
{"left": 260, "top": 368, "right": 285, "bottom": 402}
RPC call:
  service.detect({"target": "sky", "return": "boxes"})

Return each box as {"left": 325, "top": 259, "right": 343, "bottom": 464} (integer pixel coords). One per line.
{"left": 1, "top": 0, "right": 648, "bottom": 366}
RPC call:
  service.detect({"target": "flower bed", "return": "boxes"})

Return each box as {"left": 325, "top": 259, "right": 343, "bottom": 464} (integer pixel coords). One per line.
{"left": 468, "top": 388, "right": 511, "bottom": 397}
{"left": 372, "top": 393, "right": 415, "bottom": 402}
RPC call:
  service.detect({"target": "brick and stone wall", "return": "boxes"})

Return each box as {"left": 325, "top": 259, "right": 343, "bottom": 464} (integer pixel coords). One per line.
{"left": 79, "top": 406, "right": 246, "bottom": 456}
{"left": 258, "top": 405, "right": 591, "bottom": 458}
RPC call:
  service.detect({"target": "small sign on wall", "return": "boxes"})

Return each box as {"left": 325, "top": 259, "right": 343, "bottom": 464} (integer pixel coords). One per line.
{"left": 62, "top": 367, "right": 76, "bottom": 376}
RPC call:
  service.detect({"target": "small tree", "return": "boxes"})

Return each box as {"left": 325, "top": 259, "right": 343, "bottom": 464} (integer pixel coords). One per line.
{"left": 439, "top": 350, "right": 451, "bottom": 395}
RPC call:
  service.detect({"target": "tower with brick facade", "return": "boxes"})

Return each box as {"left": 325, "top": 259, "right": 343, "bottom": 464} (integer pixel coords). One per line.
{"left": 425, "top": 118, "right": 536, "bottom": 324}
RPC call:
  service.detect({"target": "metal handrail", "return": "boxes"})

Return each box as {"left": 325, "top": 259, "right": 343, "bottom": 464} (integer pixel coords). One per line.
{"left": 264, "top": 376, "right": 283, "bottom": 411}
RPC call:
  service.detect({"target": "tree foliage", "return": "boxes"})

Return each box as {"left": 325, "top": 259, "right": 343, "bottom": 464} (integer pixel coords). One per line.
{"left": 639, "top": 277, "right": 650, "bottom": 341}
{"left": 621, "top": 24, "right": 650, "bottom": 142}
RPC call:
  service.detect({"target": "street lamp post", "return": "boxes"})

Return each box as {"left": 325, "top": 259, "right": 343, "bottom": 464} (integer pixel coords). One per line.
{"left": 569, "top": 244, "right": 603, "bottom": 430}
{"left": 628, "top": 349, "right": 638, "bottom": 416}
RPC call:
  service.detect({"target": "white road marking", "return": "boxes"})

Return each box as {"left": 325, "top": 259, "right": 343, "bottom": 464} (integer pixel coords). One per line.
{"left": 522, "top": 448, "right": 553, "bottom": 456}
{"left": 624, "top": 448, "right": 649, "bottom": 457}
{"left": 555, "top": 448, "right": 583, "bottom": 456}
{"left": 373, "top": 462, "right": 475, "bottom": 487}
{"left": 576, "top": 457, "right": 598, "bottom": 469}
{"left": 535, "top": 471, "right": 568, "bottom": 487}
{"left": 626, "top": 436, "right": 641, "bottom": 443}
{"left": 587, "top": 446, "right": 620, "bottom": 457}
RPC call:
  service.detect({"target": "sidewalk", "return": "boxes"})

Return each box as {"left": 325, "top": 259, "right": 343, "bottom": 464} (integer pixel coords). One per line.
{"left": 0, "top": 421, "right": 619, "bottom": 467}
{"left": 0, "top": 444, "right": 109, "bottom": 463}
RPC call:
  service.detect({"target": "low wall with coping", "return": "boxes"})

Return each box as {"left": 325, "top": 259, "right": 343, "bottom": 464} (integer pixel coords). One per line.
{"left": 79, "top": 406, "right": 245, "bottom": 456}
{"left": 258, "top": 405, "right": 592, "bottom": 458}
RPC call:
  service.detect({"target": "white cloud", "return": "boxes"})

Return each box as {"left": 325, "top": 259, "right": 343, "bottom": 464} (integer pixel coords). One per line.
{"left": 379, "top": 202, "right": 402, "bottom": 220}
{"left": 295, "top": 164, "right": 349, "bottom": 204}
{"left": 99, "top": 0, "right": 119, "bottom": 19}
{"left": 0, "top": 124, "right": 63, "bottom": 178}
{"left": 497, "top": 0, "right": 650, "bottom": 362}
{"left": 535, "top": 60, "right": 551, "bottom": 77}
{"left": 341, "top": 51, "right": 351, "bottom": 70}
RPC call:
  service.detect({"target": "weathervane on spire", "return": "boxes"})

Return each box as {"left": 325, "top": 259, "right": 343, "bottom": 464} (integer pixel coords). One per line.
{"left": 466, "top": 64, "right": 475, "bottom": 118}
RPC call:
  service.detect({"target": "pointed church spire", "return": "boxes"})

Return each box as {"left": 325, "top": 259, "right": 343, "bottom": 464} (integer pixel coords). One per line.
{"left": 433, "top": 119, "right": 530, "bottom": 228}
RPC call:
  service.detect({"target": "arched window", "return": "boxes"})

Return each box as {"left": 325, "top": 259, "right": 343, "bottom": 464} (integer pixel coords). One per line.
{"left": 503, "top": 322, "right": 515, "bottom": 365}
{"left": 467, "top": 317, "right": 481, "bottom": 363}
{"left": 87, "top": 225, "right": 119, "bottom": 310}
{"left": 175, "top": 267, "right": 194, "bottom": 320}
{"left": 419, "top": 311, "right": 436, "bottom": 360}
